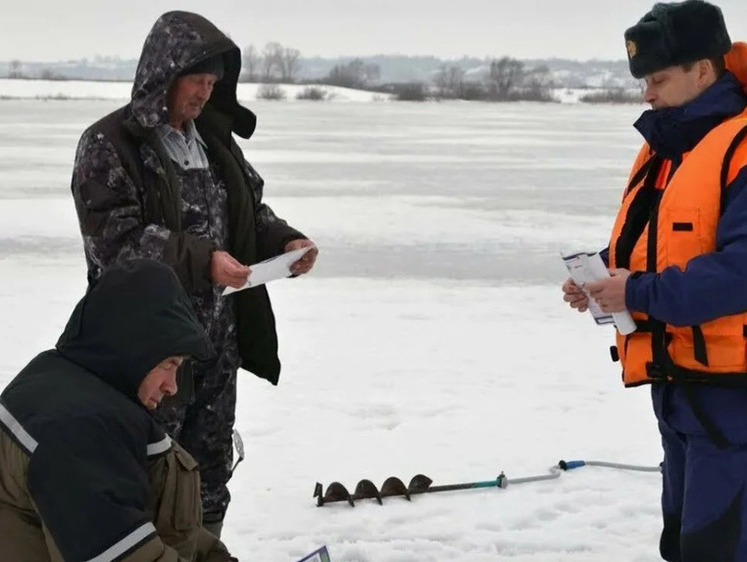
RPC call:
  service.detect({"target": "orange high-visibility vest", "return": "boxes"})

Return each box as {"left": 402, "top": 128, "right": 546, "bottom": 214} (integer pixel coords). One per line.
{"left": 609, "top": 109, "right": 747, "bottom": 387}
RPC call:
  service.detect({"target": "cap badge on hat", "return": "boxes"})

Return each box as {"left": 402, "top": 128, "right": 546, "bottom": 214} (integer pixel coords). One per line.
{"left": 626, "top": 40, "right": 638, "bottom": 59}
{"left": 623, "top": 0, "right": 732, "bottom": 78}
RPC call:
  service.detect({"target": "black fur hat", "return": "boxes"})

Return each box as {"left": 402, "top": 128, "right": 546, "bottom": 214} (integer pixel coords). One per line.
{"left": 624, "top": 0, "right": 732, "bottom": 78}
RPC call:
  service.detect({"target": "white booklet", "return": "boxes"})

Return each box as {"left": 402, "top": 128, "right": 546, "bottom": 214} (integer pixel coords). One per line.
{"left": 222, "top": 246, "right": 312, "bottom": 296}
{"left": 561, "top": 250, "right": 637, "bottom": 335}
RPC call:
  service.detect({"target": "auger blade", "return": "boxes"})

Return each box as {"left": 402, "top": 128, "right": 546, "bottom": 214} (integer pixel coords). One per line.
{"left": 381, "top": 476, "right": 410, "bottom": 500}
{"left": 407, "top": 474, "right": 433, "bottom": 493}
{"left": 317, "top": 481, "right": 354, "bottom": 507}
{"left": 354, "top": 479, "right": 382, "bottom": 504}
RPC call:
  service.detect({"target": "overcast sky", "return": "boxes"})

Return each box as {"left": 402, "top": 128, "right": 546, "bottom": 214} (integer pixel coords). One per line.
{"left": 4, "top": 0, "right": 747, "bottom": 62}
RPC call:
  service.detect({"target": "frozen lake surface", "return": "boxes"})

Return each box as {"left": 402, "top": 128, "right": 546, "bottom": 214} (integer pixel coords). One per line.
{"left": 0, "top": 98, "right": 665, "bottom": 561}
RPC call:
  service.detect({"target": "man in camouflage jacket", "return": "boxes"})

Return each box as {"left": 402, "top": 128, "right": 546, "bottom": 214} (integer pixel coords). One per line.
{"left": 70, "top": 11, "right": 318, "bottom": 534}
{"left": 0, "top": 259, "right": 236, "bottom": 561}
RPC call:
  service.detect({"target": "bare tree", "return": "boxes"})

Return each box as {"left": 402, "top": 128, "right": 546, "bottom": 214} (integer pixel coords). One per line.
{"left": 261, "top": 42, "right": 284, "bottom": 81}
{"left": 520, "top": 64, "right": 554, "bottom": 101}
{"left": 364, "top": 63, "right": 381, "bottom": 84}
{"left": 9, "top": 60, "right": 24, "bottom": 79}
{"left": 326, "top": 59, "right": 362, "bottom": 88}
{"left": 434, "top": 65, "right": 465, "bottom": 99}
{"left": 242, "top": 44, "right": 261, "bottom": 82}
{"left": 487, "top": 57, "right": 524, "bottom": 100}
{"left": 39, "top": 68, "right": 66, "bottom": 80}
{"left": 325, "top": 59, "right": 380, "bottom": 89}
{"left": 280, "top": 47, "right": 302, "bottom": 82}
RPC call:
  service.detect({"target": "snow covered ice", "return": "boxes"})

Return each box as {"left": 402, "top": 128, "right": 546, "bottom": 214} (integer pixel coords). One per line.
{"left": 0, "top": 84, "right": 665, "bottom": 561}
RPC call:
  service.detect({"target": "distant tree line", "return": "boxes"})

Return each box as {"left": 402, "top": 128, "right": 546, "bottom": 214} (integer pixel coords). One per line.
{"left": 430, "top": 57, "right": 554, "bottom": 102}
{"left": 578, "top": 80, "right": 643, "bottom": 104}
{"left": 241, "top": 43, "right": 382, "bottom": 89}
{"left": 6, "top": 59, "right": 77, "bottom": 80}
{"left": 242, "top": 43, "right": 302, "bottom": 83}
{"left": 241, "top": 46, "right": 551, "bottom": 102}
{"left": 323, "top": 58, "right": 381, "bottom": 89}
{"left": 2, "top": 49, "right": 638, "bottom": 104}
{"left": 367, "top": 57, "right": 553, "bottom": 102}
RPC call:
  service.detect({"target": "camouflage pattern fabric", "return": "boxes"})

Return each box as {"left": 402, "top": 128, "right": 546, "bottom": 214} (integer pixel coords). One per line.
{"left": 73, "top": 131, "right": 173, "bottom": 277}
{"left": 70, "top": 11, "right": 305, "bottom": 522}
{"left": 151, "top": 164, "right": 240, "bottom": 521}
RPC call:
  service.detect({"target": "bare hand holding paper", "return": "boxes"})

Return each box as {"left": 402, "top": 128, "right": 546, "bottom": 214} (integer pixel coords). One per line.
{"left": 223, "top": 246, "right": 312, "bottom": 296}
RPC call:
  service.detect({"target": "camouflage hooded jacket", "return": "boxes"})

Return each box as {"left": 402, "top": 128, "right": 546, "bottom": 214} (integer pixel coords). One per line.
{"left": 71, "top": 11, "right": 304, "bottom": 384}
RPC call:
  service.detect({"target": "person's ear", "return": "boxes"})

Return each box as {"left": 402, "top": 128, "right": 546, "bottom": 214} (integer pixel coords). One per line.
{"left": 697, "top": 59, "right": 714, "bottom": 87}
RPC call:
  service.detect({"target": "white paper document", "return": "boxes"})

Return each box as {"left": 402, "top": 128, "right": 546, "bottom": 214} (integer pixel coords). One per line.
{"left": 561, "top": 250, "right": 637, "bottom": 335}
{"left": 222, "top": 247, "right": 312, "bottom": 296}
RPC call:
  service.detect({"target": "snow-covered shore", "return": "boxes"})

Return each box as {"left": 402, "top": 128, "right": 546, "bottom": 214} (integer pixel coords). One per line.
{"left": 0, "top": 79, "right": 388, "bottom": 103}
{"left": 0, "top": 78, "right": 644, "bottom": 105}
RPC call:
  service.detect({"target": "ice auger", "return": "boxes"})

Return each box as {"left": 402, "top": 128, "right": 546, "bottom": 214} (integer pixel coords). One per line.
{"left": 314, "top": 459, "right": 661, "bottom": 507}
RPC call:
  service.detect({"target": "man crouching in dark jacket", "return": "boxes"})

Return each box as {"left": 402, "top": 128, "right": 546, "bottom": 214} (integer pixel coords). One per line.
{"left": 0, "top": 259, "right": 236, "bottom": 561}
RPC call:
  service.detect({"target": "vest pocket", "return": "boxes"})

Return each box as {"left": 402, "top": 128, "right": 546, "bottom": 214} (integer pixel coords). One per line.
{"left": 618, "top": 329, "right": 654, "bottom": 385}
{"left": 170, "top": 445, "right": 201, "bottom": 531}
{"left": 147, "top": 442, "right": 202, "bottom": 560}
{"left": 669, "top": 315, "right": 747, "bottom": 372}
{"left": 155, "top": 442, "right": 201, "bottom": 539}
{"left": 661, "top": 208, "right": 703, "bottom": 270}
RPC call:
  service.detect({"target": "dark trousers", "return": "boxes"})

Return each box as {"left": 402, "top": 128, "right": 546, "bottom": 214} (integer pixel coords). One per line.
{"left": 659, "top": 419, "right": 747, "bottom": 561}
{"left": 153, "top": 343, "right": 239, "bottom": 522}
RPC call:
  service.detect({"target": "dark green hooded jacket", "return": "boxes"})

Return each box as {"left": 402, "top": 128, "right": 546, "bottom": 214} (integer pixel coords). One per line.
{"left": 0, "top": 259, "right": 236, "bottom": 561}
